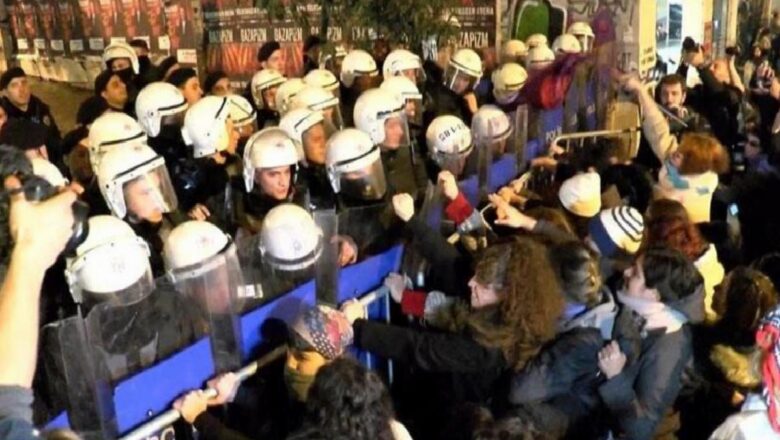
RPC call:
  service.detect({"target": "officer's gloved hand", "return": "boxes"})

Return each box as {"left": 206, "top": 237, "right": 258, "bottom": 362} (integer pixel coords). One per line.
{"left": 392, "top": 193, "right": 415, "bottom": 222}
{"left": 334, "top": 235, "right": 358, "bottom": 267}
{"left": 438, "top": 171, "right": 459, "bottom": 201}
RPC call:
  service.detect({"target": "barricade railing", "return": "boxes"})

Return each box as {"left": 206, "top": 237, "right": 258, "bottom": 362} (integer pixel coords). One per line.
{"left": 118, "top": 287, "right": 390, "bottom": 440}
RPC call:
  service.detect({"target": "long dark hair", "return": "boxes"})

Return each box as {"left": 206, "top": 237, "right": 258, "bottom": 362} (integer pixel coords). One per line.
{"left": 713, "top": 267, "right": 779, "bottom": 345}
{"left": 303, "top": 357, "right": 395, "bottom": 440}
{"left": 439, "top": 237, "right": 564, "bottom": 371}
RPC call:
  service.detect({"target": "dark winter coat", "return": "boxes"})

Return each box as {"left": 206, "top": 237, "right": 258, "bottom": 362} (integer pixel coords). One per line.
{"left": 353, "top": 316, "right": 510, "bottom": 440}
{"left": 1, "top": 95, "right": 62, "bottom": 167}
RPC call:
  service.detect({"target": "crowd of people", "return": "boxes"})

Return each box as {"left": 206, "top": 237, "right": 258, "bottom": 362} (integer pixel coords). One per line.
{"left": 5, "top": 18, "right": 780, "bottom": 440}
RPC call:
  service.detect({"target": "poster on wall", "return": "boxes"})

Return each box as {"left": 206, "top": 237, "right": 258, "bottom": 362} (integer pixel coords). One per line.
{"left": 450, "top": 1, "right": 497, "bottom": 49}
{"left": 203, "top": 0, "right": 498, "bottom": 88}
{"left": 6, "top": 0, "right": 199, "bottom": 59}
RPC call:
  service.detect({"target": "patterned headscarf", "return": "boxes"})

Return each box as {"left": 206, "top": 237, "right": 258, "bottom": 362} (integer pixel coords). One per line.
{"left": 756, "top": 305, "right": 780, "bottom": 432}
{"left": 291, "top": 304, "right": 353, "bottom": 360}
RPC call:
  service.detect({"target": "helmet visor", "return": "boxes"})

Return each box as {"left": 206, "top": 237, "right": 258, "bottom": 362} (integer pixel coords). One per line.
{"left": 337, "top": 159, "right": 387, "bottom": 201}
{"left": 322, "top": 104, "right": 344, "bottom": 138}
{"left": 261, "top": 84, "right": 281, "bottom": 111}
{"left": 120, "top": 163, "right": 178, "bottom": 222}
{"left": 433, "top": 144, "right": 474, "bottom": 177}
{"left": 404, "top": 97, "right": 423, "bottom": 128}
{"left": 302, "top": 121, "right": 329, "bottom": 165}
{"left": 577, "top": 35, "right": 594, "bottom": 53}
{"left": 382, "top": 113, "right": 411, "bottom": 150}
{"left": 444, "top": 66, "right": 479, "bottom": 94}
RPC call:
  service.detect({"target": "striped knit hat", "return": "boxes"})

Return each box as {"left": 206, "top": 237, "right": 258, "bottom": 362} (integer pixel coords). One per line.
{"left": 588, "top": 206, "right": 644, "bottom": 258}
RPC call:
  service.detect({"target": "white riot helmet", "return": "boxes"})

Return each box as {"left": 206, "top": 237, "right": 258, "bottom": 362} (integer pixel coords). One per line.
{"left": 319, "top": 43, "right": 348, "bottom": 73}
{"left": 426, "top": 115, "right": 474, "bottom": 177}
{"left": 325, "top": 128, "right": 387, "bottom": 201}
{"left": 471, "top": 105, "right": 513, "bottom": 158}
{"left": 135, "top": 82, "right": 188, "bottom": 137}
{"left": 227, "top": 94, "right": 257, "bottom": 129}
{"left": 65, "top": 215, "right": 153, "bottom": 305}
{"left": 163, "top": 220, "right": 230, "bottom": 274}
{"left": 303, "top": 69, "right": 340, "bottom": 96}
{"left": 552, "top": 34, "right": 582, "bottom": 55}
{"left": 492, "top": 63, "right": 528, "bottom": 104}
{"left": 444, "top": 48, "right": 483, "bottom": 94}
{"left": 96, "top": 143, "right": 178, "bottom": 220}
{"left": 259, "top": 204, "right": 323, "bottom": 271}
{"left": 568, "top": 22, "right": 595, "bottom": 53}
{"left": 279, "top": 108, "right": 327, "bottom": 165}
{"left": 242, "top": 127, "right": 299, "bottom": 195}
{"left": 291, "top": 85, "right": 343, "bottom": 137}
{"left": 501, "top": 39, "right": 528, "bottom": 63}
{"left": 354, "top": 88, "right": 410, "bottom": 150}
{"left": 250, "top": 69, "right": 285, "bottom": 110}
{"left": 88, "top": 112, "right": 148, "bottom": 172}
{"left": 380, "top": 75, "right": 423, "bottom": 127}
{"left": 526, "top": 45, "right": 555, "bottom": 71}
{"left": 275, "top": 78, "right": 307, "bottom": 116}
{"left": 525, "top": 33, "right": 549, "bottom": 50}
{"left": 382, "top": 49, "right": 425, "bottom": 85}
{"left": 102, "top": 41, "right": 139, "bottom": 74}
{"left": 31, "top": 157, "right": 68, "bottom": 187}
{"left": 340, "top": 49, "right": 378, "bottom": 88}
{"left": 181, "top": 95, "right": 233, "bottom": 158}
{"left": 163, "top": 221, "right": 243, "bottom": 317}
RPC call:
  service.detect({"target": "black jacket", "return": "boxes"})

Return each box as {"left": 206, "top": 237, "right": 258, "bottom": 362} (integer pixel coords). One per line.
{"left": 192, "top": 355, "right": 304, "bottom": 440}
{"left": 381, "top": 147, "right": 428, "bottom": 200}
{"left": 1, "top": 95, "right": 62, "bottom": 167}
{"left": 678, "top": 64, "right": 742, "bottom": 148}
{"left": 353, "top": 317, "right": 509, "bottom": 440}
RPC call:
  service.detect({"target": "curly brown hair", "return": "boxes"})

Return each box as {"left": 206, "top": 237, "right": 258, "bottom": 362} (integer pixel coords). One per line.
{"left": 465, "top": 237, "right": 564, "bottom": 371}
{"left": 643, "top": 199, "right": 708, "bottom": 261}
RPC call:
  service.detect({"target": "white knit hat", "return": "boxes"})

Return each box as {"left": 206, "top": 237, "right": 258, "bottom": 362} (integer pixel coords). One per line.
{"left": 558, "top": 171, "right": 601, "bottom": 217}
{"left": 588, "top": 206, "right": 644, "bottom": 257}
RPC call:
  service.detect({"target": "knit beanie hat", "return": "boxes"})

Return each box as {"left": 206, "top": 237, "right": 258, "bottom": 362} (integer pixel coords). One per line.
{"left": 588, "top": 206, "right": 644, "bottom": 258}
{"left": 291, "top": 304, "right": 353, "bottom": 360}
{"left": 558, "top": 171, "right": 601, "bottom": 217}
{"left": 167, "top": 67, "right": 198, "bottom": 88}
{"left": 0, "top": 67, "right": 26, "bottom": 90}
{"left": 257, "top": 41, "right": 281, "bottom": 63}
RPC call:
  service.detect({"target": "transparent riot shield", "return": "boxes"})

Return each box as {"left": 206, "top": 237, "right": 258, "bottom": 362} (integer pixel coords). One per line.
{"left": 338, "top": 200, "right": 402, "bottom": 260}
{"left": 476, "top": 122, "right": 494, "bottom": 204}
{"left": 167, "top": 242, "right": 245, "bottom": 372}
{"left": 313, "top": 209, "right": 339, "bottom": 305}
{"left": 514, "top": 104, "right": 530, "bottom": 172}
{"left": 45, "top": 317, "right": 117, "bottom": 440}
{"left": 236, "top": 206, "right": 326, "bottom": 307}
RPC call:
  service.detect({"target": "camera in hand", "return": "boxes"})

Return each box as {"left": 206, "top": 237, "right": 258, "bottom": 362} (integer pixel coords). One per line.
{"left": 20, "top": 174, "right": 89, "bottom": 255}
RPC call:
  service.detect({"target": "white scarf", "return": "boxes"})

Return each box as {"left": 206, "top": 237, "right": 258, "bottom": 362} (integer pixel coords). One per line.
{"left": 617, "top": 291, "right": 689, "bottom": 334}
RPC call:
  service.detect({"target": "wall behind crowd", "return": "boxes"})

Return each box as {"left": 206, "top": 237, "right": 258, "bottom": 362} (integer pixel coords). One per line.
{"left": 0, "top": 0, "right": 499, "bottom": 89}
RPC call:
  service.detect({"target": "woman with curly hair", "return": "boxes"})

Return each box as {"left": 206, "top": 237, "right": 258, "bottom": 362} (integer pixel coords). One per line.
{"left": 341, "top": 236, "right": 565, "bottom": 439}
{"left": 643, "top": 199, "right": 725, "bottom": 321}
{"left": 290, "top": 357, "right": 411, "bottom": 440}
